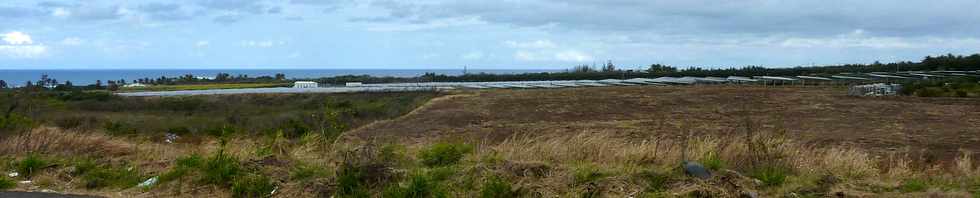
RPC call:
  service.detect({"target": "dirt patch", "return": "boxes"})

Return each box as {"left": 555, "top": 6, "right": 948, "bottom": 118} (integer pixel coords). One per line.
{"left": 345, "top": 86, "right": 980, "bottom": 161}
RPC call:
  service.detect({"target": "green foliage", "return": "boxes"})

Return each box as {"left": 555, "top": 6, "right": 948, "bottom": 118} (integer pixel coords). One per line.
{"left": 0, "top": 113, "right": 35, "bottom": 132}
{"left": 201, "top": 154, "right": 242, "bottom": 186}
{"left": 159, "top": 154, "right": 204, "bottom": 183}
{"left": 899, "top": 179, "right": 928, "bottom": 193}
{"left": 480, "top": 176, "right": 523, "bottom": 198}
{"left": 231, "top": 173, "right": 275, "bottom": 198}
{"left": 635, "top": 170, "right": 671, "bottom": 193}
{"left": 79, "top": 165, "right": 144, "bottom": 189}
{"left": 382, "top": 171, "right": 448, "bottom": 198}
{"left": 750, "top": 166, "right": 789, "bottom": 187}
{"left": 418, "top": 143, "right": 473, "bottom": 167}
{"left": 335, "top": 163, "right": 372, "bottom": 198}
{"left": 0, "top": 176, "right": 16, "bottom": 190}
{"left": 572, "top": 165, "right": 606, "bottom": 185}
{"left": 701, "top": 151, "right": 725, "bottom": 171}
{"left": 17, "top": 154, "right": 48, "bottom": 179}
{"left": 289, "top": 164, "right": 328, "bottom": 182}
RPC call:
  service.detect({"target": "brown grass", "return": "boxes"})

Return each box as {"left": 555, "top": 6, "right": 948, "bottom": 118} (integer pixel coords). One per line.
{"left": 0, "top": 127, "right": 134, "bottom": 158}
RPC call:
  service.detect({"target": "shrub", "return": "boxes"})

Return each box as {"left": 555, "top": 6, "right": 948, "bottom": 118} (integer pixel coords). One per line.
{"left": 231, "top": 173, "right": 275, "bottom": 198}
{"left": 480, "top": 176, "right": 523, "bottom": 198}
{"left": 335, "top": 164, "right": 372, "bottom": 198}
{"left": 0, "top": 176, "right": 15, "bottom": 190}
{"left": 750, "top": 166, "right": 789, "bottom": 187}
{"left": 418, "top": 143, "right": 473, "bottom": 167}
{"left": 899, "top": 179, "right": 928, "bottom": 193}
{"left": 382, "top": 171, "right": 448, "bottom": 198}
{"left": 201, "top": 154, "right": 242, "bottom": 186}
{"left": 17, "top": 154, "right": 48, "bottom": 178}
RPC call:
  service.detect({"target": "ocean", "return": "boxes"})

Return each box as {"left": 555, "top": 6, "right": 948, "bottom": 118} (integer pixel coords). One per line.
{"left": 0, "top": 69, "right": 560, "bottom": 87}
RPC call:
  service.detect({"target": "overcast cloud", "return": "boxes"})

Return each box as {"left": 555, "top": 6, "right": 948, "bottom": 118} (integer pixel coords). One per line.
{"left": 1, "top": 0, "right": 978, "bottom": 69}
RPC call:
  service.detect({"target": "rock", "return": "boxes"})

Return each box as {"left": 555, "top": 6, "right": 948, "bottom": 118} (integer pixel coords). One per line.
{"left": 740, "top": 191, "right": 759, "bottom": 198}
{"left": 683, "top": 161, "right": 711, "bottom": 179}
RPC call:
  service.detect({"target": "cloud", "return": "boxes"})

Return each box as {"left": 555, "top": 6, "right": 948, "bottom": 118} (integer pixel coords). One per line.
{"left": 60, "top": 37, "right": 83, "bottom": 46}
{"left": 241, "top": 40, "right": 286, "bottom": 48}
{"left": 0, "top": 32, "right": 47, "bottom": 59}
{"left": 505, "top": 40, "right": 557, "bottom": 49}
{"left": 554, "top": 50, "right": 593, "bottom": 62}
{"left": 3, "top": 32, "right": 34, "bottom": 45}
{"left": 513, "top": 49, "right": 594, "bottom": 62}
{"left": 213, "top": 14, "right": 245, "bottom": 24}
{"left": 137, "top": 3, "right": 194, "bottom": 21}
{"left": 363, "top": 0, "right": 980, "bottom": 37}
{"left": 195, "top": 41, "right": 210, "bottom": 47}
{"left": 196, "top": 0, "right": 280, "bottom": 15}
{"left": 0, "top": 6, "right": 45, "bottom": 18}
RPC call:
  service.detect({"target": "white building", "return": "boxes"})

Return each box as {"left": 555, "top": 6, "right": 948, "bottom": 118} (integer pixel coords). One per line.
{"left": 123, "top": 83, "right": 148, "bottom": 88}
{"left": 345, "top": 82, "right": 363, "bottom": 87}
{"left": 293, "top": 81, "right": 319, "bottom": 88}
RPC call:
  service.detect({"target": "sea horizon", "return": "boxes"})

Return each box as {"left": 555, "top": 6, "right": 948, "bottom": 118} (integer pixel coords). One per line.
{"left": 0, "top": 69, "right": 563, "bottom": 87}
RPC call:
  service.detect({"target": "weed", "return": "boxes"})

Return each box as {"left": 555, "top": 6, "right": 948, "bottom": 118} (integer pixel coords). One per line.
{"left": 335, "top": 163, "right": 372, "bottom": 198}
{"left": 17, "top": 154, "right": 48, "bottom": 178}
{"left": 572, "top": 165, "right": 606, "bottom": 186}
{"left": 750, "top": 166, "right": 789, "bottom": 187}
{"left": 0, "top": 176, "right": 15, "bottom": 190}
{"left": 289, "top": 164, "right": 328, "bottom": 182}
{"left": 231, "top": 173, "right": 275, "bottom": 198}
{"left": 701, "top": 151, "right": 725, "bottom": 171}
{"left": 899, "top": 178, "right": 928, "bottom": 193}
{"left": 480, "top": 176, "right": 523, "bottom": 198}
{"left": 418, "top": 143, "right": 473, "bottom": 167}
{"left": 382, "top": 171, "right": 448, "bottom": 198}
{"left": 201, "top": 154, "right": 241, "bottom": 186}
{"left": 80, "top": 165, "right": 143, "bottom": 189}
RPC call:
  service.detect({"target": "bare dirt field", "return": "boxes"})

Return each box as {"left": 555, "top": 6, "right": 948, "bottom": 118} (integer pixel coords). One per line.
{"left": 347, "top": 85, "right": 980, "bottom": 162}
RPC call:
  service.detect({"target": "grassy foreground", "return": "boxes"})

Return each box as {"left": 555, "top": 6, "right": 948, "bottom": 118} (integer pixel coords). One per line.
{"left": 2, "top": 126, "right": 980, "bottom": 197}
{"left": 1, "top": 90, "right": 979, "bottom": 197}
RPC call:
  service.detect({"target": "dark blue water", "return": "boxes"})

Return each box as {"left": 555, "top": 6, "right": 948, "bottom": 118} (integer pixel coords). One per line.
{"left": 0, "top": 69, "right": 559, "bottom": 87}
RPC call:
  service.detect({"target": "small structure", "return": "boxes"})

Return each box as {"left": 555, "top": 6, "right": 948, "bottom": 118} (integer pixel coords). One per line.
{"left": 848, "top": 83, "right": 902, "bottom": 96}
{"left": 293, "top": 81, "right": 319, "bottom": 88}
{"left": 345, "top": 82, "right": 363, "bottom": 87}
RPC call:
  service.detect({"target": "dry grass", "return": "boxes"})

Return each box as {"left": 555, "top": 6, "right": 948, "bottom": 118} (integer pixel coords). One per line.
{"left": 0, "top": 127, "right": 134, "bottom": 158}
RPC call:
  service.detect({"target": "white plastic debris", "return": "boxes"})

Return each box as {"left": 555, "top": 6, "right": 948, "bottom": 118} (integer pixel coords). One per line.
{"left": 7, "top": 172, "right": 18, "bottom": 177}
{"left": 19, "top": 180, "right": 31, "bottom": 184}
{"left": 165, "top": 133, "right": 179, "bottom": 144}
{"left": 270, "top": 186, "right": 279, "bottom": 195}
{"left": 137, "top": 176, "right": 159, "bottom": 188}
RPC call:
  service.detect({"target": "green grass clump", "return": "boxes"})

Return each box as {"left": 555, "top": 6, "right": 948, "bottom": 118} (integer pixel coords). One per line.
{"left": 572, "top": 165, "right": 606, "bottom": 185}
{"left": 201, "top": 154, "right": 242, "bottom": 186}
{"left": 0, "top": 176, "right": 16, "bottom": 190}
{"left": 480, "top": 176, "right": 523, "bottom": 198}
{"left": 418, "top": 143, "right": 473, "bottom": 167}
{"left": 289, "top": 164, "right": 328, "bottom": 182}
{"left": 382, "top": 171, "right": 448, "bottom": 198}
{"left": 750, "top": 166, "right": 789, "bottom": 187}
{"left": 231, "top": 173, "right": 275, "bottom": 198}
{"left": 17, "top": 154, "right": 48, "bottom": 179}
{"left": 79, "top": 165, "right": 144, "bottom": 189}
{"left": 899, "top": 178, "right": 928, "bottom": 193}
{"left": 701, "top": 151, "right": 725, "bottom": 171}
{"left": 335, "top": 164, "right": 372, "bottom": 198}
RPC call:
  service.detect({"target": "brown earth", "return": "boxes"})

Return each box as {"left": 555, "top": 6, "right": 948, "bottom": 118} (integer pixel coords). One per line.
{"left": 346, "top": 86, "right": 980, "bottom": 162}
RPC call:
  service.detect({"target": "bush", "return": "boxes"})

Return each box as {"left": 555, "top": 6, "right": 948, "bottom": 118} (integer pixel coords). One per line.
{"left": 335, "top": 163, "right": 372, "bottom": 198}
{"left": 418, "top": 143, "right": 473, "bottom": 167}
{"left": 480, "top": 176, "right": 523, "bottom": 198}
{"left": 201, "top": 154, "right": 242, "bottom": 186}
{"left": 289, "top": 164, "right": 328, "bottom": 182}
{"left": 382, "top": 171, "right": 448, "bottom": 198}
{"left": 17, "top": 154, "right": 48, "bottom": 179}
{"left": 899, "top": 179, "right": 928, "bottom": 193}
{"left": 0, "top": 176, "right": 15, "bottom": 190}
{"left": 231, "top": 173, "right": 275, "bottom": 198}
{"left": 749, "top": 166, "right": 789, "bottom": 187}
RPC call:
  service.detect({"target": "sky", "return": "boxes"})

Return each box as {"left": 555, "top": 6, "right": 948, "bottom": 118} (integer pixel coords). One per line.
{"left": 1, "top": 0, "right": 980, "bottom": 70}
